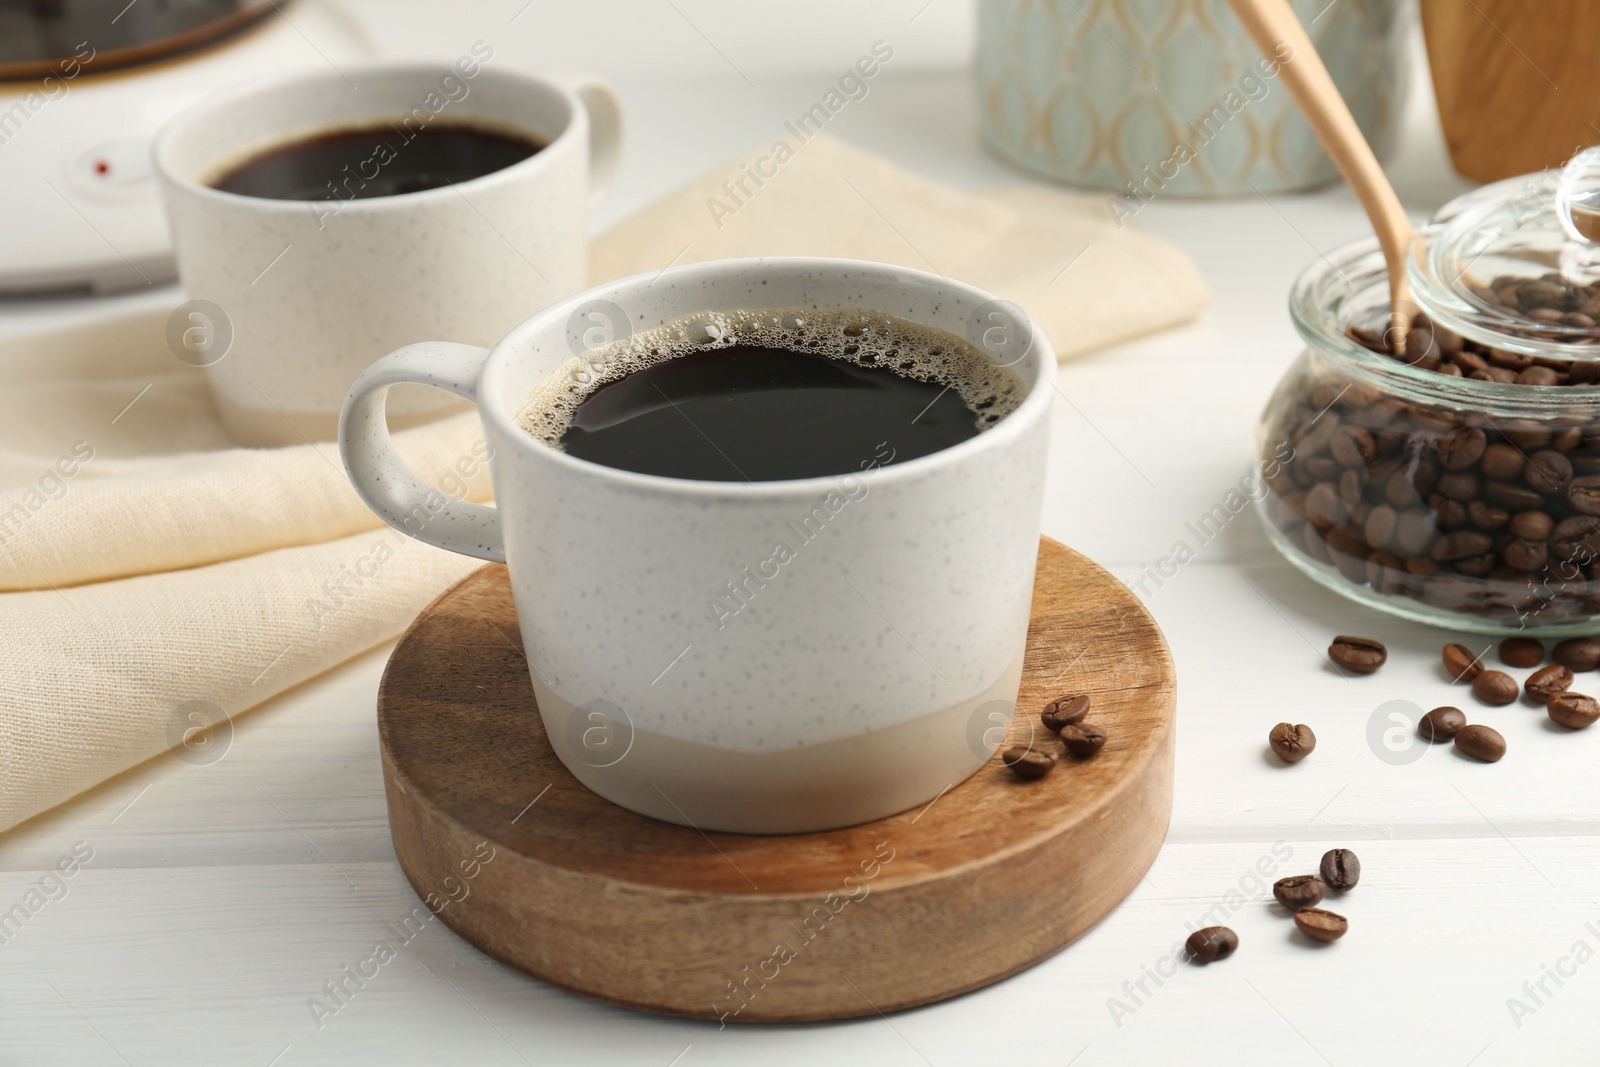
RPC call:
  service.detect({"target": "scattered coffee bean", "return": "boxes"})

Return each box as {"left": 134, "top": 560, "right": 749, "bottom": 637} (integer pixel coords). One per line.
{"left": 1320, "top": 848, "right": 1360, "bottom": 890}
{"left": 1186, "top": 926, "right": 1238, "bottom": 964}
{"left": 1418, "top": 705, "right": 1467, "bottom": 742}
{"left": 1471, "top": 670, "right": 1520, "bottom": 705}
{"left": 1059, "top": 723, "right": 1107, "bottom": 759}
{"left": 1273, "top": 875, "right": 1325, "bottom": 909}
{"left": 1040, "top": 694, "right": 1090, "bottom": 732}
{"left": 1328, "top": 635, "right": 1386, "bottom": 674}
{"left": 1442, "top": 643, "right": 1485, "bottom": 682}
{"left": 1500, "top": 637, "right": 1544, "bottom": 668}
{"left": 1293, "top": 907, "right": 1349, "bottom": 942}
{"left": 1553, "top": 637, "right": 1600, "bottom": 672}
{"left": 1548, "top": 692, "right": 1600, "bottom": 729}
{"left": 1002, "top": 746, "right": 1055, "bottom": 779}
{"left": 1525, "top": 663, "right": 1576, "bottom": 703}
{"left": 1455, "top": 723, "right": 1507, "bottom": 762}
{"left": 1268, "top": 722, "right": 1316, "bottom": 763}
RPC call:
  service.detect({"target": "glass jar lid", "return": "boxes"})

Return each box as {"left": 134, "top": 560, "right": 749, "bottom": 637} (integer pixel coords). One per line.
{"left": 1410, "top": 148, "right": 1600, "bottom": 360}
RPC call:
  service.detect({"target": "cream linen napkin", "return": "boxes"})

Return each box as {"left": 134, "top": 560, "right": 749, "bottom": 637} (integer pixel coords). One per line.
{"left": 0, "top": 137, "right": 1206, "bottom": 834}
{"left": 590, "top": 137, "right": 1209, "bottom": 359}
{"left": 0, "top": 310, "right": 494, "bottom": 831}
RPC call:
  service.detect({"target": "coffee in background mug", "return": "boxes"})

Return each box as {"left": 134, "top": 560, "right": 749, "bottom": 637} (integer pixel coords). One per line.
{"left": 340, "top": 257, "right": 1054, "bottom": 834}
{"left": 153, "top": 57, "right": 621, "bottom": 447}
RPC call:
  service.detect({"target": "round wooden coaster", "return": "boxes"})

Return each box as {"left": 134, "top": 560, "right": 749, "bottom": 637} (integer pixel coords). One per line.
{"left": 378, "top": 536, "right": 1175, "bottom": 1022}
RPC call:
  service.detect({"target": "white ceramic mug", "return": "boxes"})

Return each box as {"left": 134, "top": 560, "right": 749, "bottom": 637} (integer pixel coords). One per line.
{"left": 154, "top": 60, "right": 622, "bottom": 447}
{"left": 340, "top": 258, "right": 1054, "bottom": 833}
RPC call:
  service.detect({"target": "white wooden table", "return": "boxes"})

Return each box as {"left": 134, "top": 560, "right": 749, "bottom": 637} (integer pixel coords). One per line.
{"left": 6, "top": 5, "right": 1595, "bottom": 1064}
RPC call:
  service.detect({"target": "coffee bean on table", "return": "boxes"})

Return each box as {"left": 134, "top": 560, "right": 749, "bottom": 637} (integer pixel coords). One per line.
{"left": 1548, "top": 692, "right": 1600, "bottom": 729}
{"left": 1273, "top": 875, "right": 1325, "bottom": 909}
{"left": 1002, "top": 746, "right": 1055, "bottom": 778}
{"left": 1059, "top": 723, "right": 1107, "bottom": 759}
{"left": 1268, "top": 723, "right": 1316, "bottom": 763}
{"left": 1553, "top": 637, "right": 1600, "bottom": 672}
{"left": 1442, "top": 643, "right": 1484, "bottom": 682}
{"left": 1320, "top": 848, "right": 1360, "bottom": 890}
{"left": 1040, "top": 695, "right": 1089, "bottom": 732}
{"left": 1500, "top": 637, "right": 1544, "bottom": 667}
{"left": 1455, "top": 723, "right": 1508, "bottom": 762}
{"left": 1186, "top": 926, "right": 1238, "bottom": 964}
{"left": 1294, "top": 908, "right": 1349, "bottom": 942}
{"left": 1418, "top": 706, "right": 1467, "bottom": 742}
{"left": 1329, "top": 635, "right": 1386, "bottom": 674}
{"left": 1526, "top": 664, "right": 1576, "bottom": 703}
{"left": 1471, "top": 670, "right": 1520, "bottom": 705}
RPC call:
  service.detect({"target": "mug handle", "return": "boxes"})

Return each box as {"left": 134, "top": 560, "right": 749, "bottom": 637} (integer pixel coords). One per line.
{"left": 339, "top": 341, "right": 504, "bottom": 563}
{"left": 573, "top": 78, "right": 623, "bottom": 212}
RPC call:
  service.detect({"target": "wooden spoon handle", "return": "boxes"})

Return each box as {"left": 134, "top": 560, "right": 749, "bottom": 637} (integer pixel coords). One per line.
{"left": 1227, "top": 0, "right": 1415, "bottom": 343}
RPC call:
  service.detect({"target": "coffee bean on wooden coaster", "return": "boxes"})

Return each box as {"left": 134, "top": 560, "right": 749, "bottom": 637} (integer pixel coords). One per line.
{"left": 1293, "top": 908, "right": 1348, "bottom": 942}
{"left": 1442, "top": 643, "right": 1485, "bottom": 682}
{"left": 1329, "top": 635, "right": 1386, "bottom": 673}
{"left": 1553, "top": 638, "right": 1600, "bottom": 672}
{"left": 1040, "top": 694, "right": 1090, "bottom": 732}
{"left": 1418, "top": 706, "right": 1467, "bottom": 742}
{"left": 1525, "top": 664, "right": 1576, "bottom": 704}
{"left": 1548, "top": 692, "right": 1600, "bottom": 729}
{"left": 1471, "top": 669, "right": 1519, "bottom": 705}
{"left": 1320, "top": 848, "right": 1360, "bottom": 890}
{"left": 1002, "top": 746, "right": 1055, "bottom": 779}
{"left": 1185, "top": 926, "right": 1238, "bottom": 964}
{"left": 1500, "top": 637, "right": 1544, "bottom": 668}
{"left": 1455, "top": 723, "right": 1507, "bottom": 762}
{"left": 1269, "top": 722, "right": 1316, "bottom": 763}
{"left": 1273, "top": 875, "right": 1325, "bottom": 909}
{"left": 1059, "top": 723, "right": 1107, "bottom": 759}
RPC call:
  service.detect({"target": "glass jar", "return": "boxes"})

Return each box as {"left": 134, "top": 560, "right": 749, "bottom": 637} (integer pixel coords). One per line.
{"left": 1257, "top": 164, "right": 1600, "bottom": 634}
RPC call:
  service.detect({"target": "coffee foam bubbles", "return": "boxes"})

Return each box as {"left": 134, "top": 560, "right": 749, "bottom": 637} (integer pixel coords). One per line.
{"left": 516, "top": 307, "right": 1027, "bottom": 448}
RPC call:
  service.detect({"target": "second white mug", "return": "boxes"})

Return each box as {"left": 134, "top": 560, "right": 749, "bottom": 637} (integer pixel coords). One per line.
{"left": 154, "top": 58, "right": 621, "bottom": 447}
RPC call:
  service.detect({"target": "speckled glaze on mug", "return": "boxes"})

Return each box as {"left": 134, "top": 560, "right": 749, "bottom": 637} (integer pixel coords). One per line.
{"left": 154, "top": 62, "right": 621, "bottom": 447}
{"left": 340, "top": 258, "right": 1054, "bottom": 833}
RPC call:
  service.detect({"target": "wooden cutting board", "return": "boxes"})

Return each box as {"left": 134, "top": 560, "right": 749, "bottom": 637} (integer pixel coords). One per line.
{"left": 376, "top": 536, "right": 1176, "bottom": 1022}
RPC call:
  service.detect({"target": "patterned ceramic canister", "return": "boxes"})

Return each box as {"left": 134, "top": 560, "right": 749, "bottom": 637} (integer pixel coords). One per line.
{"left": 976, "top": 0, "right": 1408, "bottom": 196}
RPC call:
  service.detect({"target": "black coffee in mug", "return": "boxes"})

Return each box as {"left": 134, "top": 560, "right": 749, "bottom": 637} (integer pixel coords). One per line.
{"left": 210, "top": 122, "right": 544, "bottom": 201}
{"left": 519, "top": 309, "right": 1026, "bottom": 482}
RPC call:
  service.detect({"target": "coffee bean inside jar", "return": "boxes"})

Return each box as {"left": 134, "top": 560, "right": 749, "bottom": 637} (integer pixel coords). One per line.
{"left": 1260, "top": 174, "right": 1600, "bottom": 633}
{"left": 1260, "top": 304, "right": 1600, "bottom": 629}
